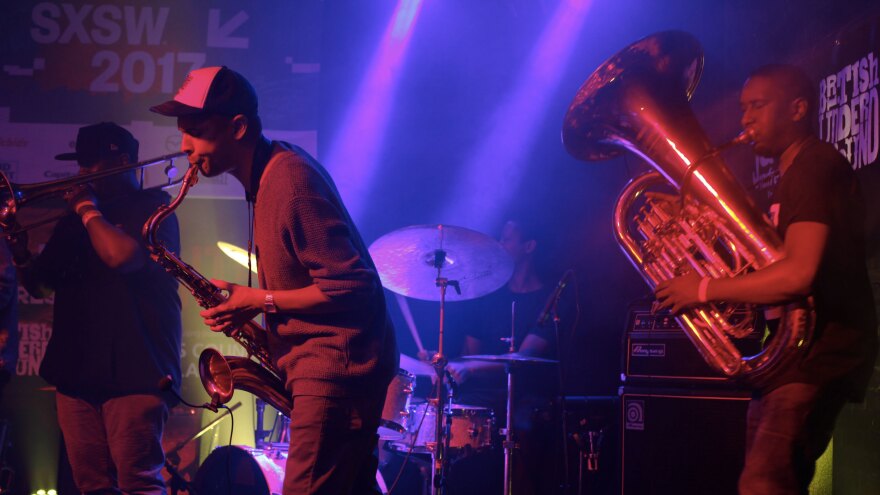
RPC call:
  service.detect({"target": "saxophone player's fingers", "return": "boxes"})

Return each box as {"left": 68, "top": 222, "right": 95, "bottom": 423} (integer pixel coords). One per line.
{"left": 200, "top": 304, "right": 230, "bottom": 319}
{"left": 200, "top": 307, "right": 221, "bottom": 319}
{"left": 205, "top": 318, "right": 229, "bottom": 333}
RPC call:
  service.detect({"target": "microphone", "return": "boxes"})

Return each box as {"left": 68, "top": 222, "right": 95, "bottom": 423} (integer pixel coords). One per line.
{"left": 157, "top": 375, "right": 221, "bottom": 413}
{"left": 536, "top": 271, "right": 573, "bottom": 327}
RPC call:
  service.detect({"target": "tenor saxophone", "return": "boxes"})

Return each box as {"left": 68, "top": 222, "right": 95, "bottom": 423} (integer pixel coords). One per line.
{"left": 142, "top": 165, "right": 291, "bottom": 414}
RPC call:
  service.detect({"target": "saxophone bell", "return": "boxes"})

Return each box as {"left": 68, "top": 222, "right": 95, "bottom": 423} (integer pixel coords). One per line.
{"left": 199, "top": 348, "right": 234, "bottom": 407}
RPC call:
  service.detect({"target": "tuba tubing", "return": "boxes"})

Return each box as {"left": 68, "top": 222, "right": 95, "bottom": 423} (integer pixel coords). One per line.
{"left": 564, "top": 31, "right": 814, "bottom": 383}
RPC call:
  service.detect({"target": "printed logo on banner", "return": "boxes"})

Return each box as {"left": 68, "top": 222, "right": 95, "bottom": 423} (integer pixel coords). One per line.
{"left": 27, "top": 3, "right": 205, "bottom": 95}
{"left": 819, "top": 51, "right": 880, "bottom": 170}
{"left": 16, "top": 287, "right": 54, "bottom": 377}
{"left": 1, "top": 1, "right": 321, "bottom": 200}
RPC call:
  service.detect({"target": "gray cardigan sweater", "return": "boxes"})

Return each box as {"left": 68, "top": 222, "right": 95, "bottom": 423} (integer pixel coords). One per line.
{"left": 254, "top": 139, "right": 398, "bottom": 397}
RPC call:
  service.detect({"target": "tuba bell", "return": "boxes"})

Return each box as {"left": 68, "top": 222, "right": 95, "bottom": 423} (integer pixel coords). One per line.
{"left": 562, "top": 31, "right": 814, "bottom": 384}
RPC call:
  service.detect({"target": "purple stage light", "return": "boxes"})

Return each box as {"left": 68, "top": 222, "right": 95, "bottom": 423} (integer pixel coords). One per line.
{"left": 442, "top": 0, "right": 592, "bottom": 231}
{"left": 325, "top": 0, "right": 424, "bottom": 221}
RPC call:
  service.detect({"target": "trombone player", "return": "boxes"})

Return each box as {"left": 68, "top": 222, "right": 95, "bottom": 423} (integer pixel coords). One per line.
{"left": 5, "top": 122, "right": 182, "bottom": 494}
{"left": 656, "top": 65, "right": 877, "bottom": 494}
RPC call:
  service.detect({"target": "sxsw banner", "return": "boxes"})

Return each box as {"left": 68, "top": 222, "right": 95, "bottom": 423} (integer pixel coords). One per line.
{"left": 0, "top": 0, "right": 320, "bottom": 197}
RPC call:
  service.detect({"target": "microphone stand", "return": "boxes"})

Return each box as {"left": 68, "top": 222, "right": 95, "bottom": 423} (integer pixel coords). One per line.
{"left": 255, "top": 399, "right": 268, "bottom": 448}
{"left": 165, "top": 459, "right": 196, "bottom": 495}
{"left": 502, "top": 302, "right": 517, "bottom": 495}
{"left": 159, "top": 379, "right": 242, "bottom": 495}
{"left": 164, "top": 402, "right": 241, "bottom": 495}
{"left": 553, "top": 309, "right": 571, "bottom": 495}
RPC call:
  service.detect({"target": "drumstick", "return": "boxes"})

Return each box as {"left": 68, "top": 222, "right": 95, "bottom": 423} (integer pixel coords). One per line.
{"left": 395, "top": 293, "right": 426, "bottom": 353}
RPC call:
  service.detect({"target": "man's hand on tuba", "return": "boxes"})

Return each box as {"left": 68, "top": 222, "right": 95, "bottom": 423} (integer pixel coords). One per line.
{"left": 654, "top": 271, "right": 704, "bottom": 314}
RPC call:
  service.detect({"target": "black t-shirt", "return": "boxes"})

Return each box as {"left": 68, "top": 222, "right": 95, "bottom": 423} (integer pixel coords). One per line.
{"left": 455, "top": 285, "right": 560, "bottom": 410}
{"left": 765, "top": 137, "right": 878, "bottom": 400}
{"left": 33, "top": 188, "right": 182, "bottom": 398}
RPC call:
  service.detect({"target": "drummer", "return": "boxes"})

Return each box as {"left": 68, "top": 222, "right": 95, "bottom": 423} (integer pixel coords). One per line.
{"left": 446, "top": 216, "right": 567, "bottom": 494}
{"left": 447, "top": 217, "right": 560, "bottom": 403}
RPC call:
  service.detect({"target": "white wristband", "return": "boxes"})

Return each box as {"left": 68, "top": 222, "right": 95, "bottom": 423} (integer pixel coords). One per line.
{"left": 81, "top": 210, "right": 103, "bottom": 227}
{"left": 75, "top": 200, "right": 97, "bottom": 216}
{"left": 697, "top": 277, "right": 711, "bottom": 303}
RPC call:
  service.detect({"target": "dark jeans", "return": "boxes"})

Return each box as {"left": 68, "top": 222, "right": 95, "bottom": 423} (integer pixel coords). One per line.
{"left": 284, "top": 394, "right": 384, "bottom": 495}
{"left": 55, "top": 391, "right": 168, "bottom": 495}
{"left": 739, "top": 382, "right": 847, "bottom": 495}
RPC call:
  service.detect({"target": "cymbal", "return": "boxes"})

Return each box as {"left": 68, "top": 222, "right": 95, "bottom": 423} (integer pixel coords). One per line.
{"left": 217, "top": 241, "right": 258, "bottom": 274}
{"left": 399, "top": 353, "right": 434, "bottom": 376}
{"left": 369, "top": 224, "right": 513, "bottom": 301}
{"left": 461, "top": 353, "right": 559, "bottom": 365}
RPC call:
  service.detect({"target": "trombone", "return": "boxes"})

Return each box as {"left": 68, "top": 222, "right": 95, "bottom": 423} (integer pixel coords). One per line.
{"left": 0, "top": 151, "right": 187, "bottom": 234}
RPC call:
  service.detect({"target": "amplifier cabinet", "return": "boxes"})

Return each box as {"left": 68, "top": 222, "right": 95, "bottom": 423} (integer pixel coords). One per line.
{"left": 620, "top": 386, "right": 751, "bottom": 495}
{"left": 623, "top": 309, "right": 763, "bottom": 383}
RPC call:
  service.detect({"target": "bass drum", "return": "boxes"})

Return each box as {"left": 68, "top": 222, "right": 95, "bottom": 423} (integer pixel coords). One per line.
{"left": 193, "top": 446, "right": 389, "bottom": 495}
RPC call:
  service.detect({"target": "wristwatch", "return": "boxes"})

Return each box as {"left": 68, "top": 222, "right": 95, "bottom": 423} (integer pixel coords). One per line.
{"left": 264, "top": 292, "right": 278, "bottom": 313}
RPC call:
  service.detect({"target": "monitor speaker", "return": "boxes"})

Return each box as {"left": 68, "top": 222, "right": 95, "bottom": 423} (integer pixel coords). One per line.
{"left": 620, "top": 387, "right": 750, "bottom": 495}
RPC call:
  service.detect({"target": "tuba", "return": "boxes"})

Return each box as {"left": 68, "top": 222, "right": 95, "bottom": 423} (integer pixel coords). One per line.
{"left": 562, "top": 31, "right": 813, "bottom": 383}
{"left": 143, "top": 165, "right": 291, "bottom": 415}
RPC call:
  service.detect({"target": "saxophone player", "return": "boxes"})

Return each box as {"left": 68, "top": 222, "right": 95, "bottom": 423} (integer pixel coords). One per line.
{"left": 655, "top": 65, "right": 877, "bottom": 495}
{"left": 151, "top": 66, "right": 398, "bottom": 495}
{"left": 5, "top": 122, "right": 182, "bottom": 494}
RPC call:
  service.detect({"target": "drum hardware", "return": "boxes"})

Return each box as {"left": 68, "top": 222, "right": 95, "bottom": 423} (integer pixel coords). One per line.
{"left": 370, "top": 224, "right": 514, "bottom": 495}
{"left": 462, "top": 350, "right": 560, "bottom": 495}
{"left": 389, "top": 403, "right": 495, "bottom": 455}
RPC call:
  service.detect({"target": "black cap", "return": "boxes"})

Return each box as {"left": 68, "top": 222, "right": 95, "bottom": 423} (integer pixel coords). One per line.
{"left": 55, "top": 122, "right": 139, "bottom": 163}
{"left": 149, "top": 66, "right": 258, "bottom": 117}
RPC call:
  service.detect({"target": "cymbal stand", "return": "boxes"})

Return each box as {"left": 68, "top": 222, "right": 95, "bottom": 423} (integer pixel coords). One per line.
{"left": 430, "top": 248, "right": 459, "bottom": 495}
{"left": 501, "top": 302, "right": 516, "bottom": 495}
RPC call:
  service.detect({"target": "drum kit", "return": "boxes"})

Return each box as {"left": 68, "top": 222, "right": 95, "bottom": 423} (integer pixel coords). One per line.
{"left": 202, "top": 224, "right": 561, "bottom": 495}
{"left": 370, "top": 224, "right": 560, "bottom": 495}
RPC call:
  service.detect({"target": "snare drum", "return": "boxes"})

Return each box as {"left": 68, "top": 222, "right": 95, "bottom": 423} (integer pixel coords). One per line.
{"left": 391, "top": 403, "right": 494, "bottom": 454}
{"left": 378, "top": 368, "right": 416, "bottom": 440}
